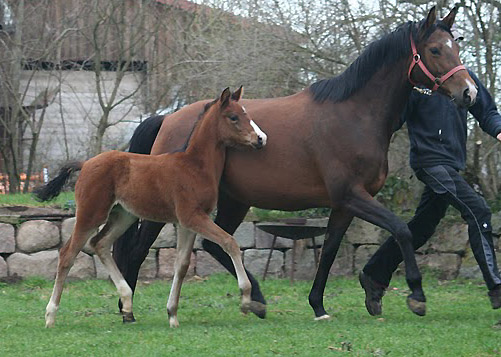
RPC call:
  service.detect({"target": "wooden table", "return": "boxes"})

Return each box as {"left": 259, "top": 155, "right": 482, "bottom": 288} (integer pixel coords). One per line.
{"left": 255, "top": 219, "right": 328, "bottom": 284}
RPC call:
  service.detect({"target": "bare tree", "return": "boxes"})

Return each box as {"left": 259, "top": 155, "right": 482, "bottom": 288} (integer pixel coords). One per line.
{"left": 0, "top": 0, "right": 67, "bottom": 193}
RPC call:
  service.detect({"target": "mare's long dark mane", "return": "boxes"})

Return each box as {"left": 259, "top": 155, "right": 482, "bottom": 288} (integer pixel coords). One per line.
{"left": 128, "top": 115, "right": 164, "bottom": 155}
{"left": 309, "top": 20, "right": 452, "bottom": 104}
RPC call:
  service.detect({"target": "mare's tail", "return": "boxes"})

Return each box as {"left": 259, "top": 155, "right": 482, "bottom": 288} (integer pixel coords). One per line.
{"left": 33, "top": 161, "right": 83, "bottom": 201}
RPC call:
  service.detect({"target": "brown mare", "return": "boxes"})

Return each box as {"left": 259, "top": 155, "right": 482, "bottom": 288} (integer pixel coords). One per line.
{"left": 34, "top": 87, "right": 268, "bottom": 328}
{"left": 111, "top": 7, "right": 475, "bottom": 320}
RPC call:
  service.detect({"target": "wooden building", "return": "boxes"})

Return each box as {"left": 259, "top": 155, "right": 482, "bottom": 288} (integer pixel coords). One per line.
{"left": 0, "top": 0, "right": 221, "bottom": 178}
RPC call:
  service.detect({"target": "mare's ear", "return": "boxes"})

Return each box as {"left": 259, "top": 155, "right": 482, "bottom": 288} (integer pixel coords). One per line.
{"left": 231, "top": 86, "right": 244, "bottom": 101}
{"left": 418, "top": 6, "right": 436, "bottom": 39}
{"left": 441, "top": 7, "right": 457, "bottom": 29}
{"left": 220, "top": 87, "right": 231, "bottom": 108}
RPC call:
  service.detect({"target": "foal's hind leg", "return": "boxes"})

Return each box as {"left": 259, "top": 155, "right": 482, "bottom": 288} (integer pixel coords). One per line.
{"left": 183, "top": 213, "right": 251, "bottom": 314}
{"left": 90, "top": 207, "right": 138, "bottom": 322}
{"left": 46, "top": 227, "right": 95, "bottom": 327}
{"left": 166, "top": 225, "right": 196, "bottom": 328}
{"left": 114, "top": 220, "right": 166, "bottom": 314}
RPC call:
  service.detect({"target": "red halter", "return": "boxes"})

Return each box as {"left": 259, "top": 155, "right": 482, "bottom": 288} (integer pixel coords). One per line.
{"left": 407, "top": 33, "right": 466, "bottom": 91}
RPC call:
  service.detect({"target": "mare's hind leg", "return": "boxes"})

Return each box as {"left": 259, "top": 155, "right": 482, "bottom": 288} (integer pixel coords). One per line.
{"left": 90, "top": 206, "right": 138, "bottom": 322}
{"left": 166, "top": 225, "right": 196, "bottom": 328}
{"left": 183, "top": 213, "right": 251, "bottom": 314}
{"left": 46, "top": 226, "right": 95, "bottom": 328}
{"left": 308, "top": 209, "right": 354, "bottom": 320}
{"left": 345, "top": 188, "right": 426, "bottom": 316}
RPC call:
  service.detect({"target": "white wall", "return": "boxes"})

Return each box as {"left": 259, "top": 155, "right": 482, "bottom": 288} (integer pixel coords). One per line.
{"left": 21, "top": 70, "right": 143, "bottom": 172}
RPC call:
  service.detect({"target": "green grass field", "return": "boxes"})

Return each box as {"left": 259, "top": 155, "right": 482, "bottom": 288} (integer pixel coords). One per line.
{"left": 0, "top": 274, "right": 500, "bottom": 356}
{"left": 0, "top": 192, "right": 75, "bottom": 209}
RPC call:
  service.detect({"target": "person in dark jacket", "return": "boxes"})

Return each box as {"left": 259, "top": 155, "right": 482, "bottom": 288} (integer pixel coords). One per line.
{"left": 359, "top": 66, "right": 501, "bottom": 316}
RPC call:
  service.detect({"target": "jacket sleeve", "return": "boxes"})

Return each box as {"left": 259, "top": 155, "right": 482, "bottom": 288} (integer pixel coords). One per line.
{"left": 468, "top": 70, "right": 501, "bottom": 138}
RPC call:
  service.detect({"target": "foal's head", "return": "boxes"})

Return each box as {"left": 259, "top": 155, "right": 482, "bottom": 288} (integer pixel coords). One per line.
{"left": 411, "top": 7, "right": 476, "bottom": 107}
{"left": 211, "top": 87, "right": 267, "bottom": 149}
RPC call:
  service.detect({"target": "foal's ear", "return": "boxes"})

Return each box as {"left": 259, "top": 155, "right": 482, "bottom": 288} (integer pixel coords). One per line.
{"left": 419, "top": 6, "right": 436, "bottom": 38}
{"left": 220, "top": 87, "right": 231, "bottom": 108}
{"left": 231, "top": 86, "right": 244, "bottom": 102}
{"left": 441, "top": 7, "right": 457, "bottom": 30}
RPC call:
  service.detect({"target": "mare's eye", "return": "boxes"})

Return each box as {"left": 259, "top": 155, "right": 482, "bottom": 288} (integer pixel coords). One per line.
{"left": 229, "top": 115, "right": 239, "bottom": 122}
{"left": 430, "top": 47, "right": 440, "bottom": 55}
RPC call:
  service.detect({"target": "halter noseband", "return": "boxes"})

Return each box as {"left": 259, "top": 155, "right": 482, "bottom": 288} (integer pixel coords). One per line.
{"left": 407, "top": 33, "right": 466, "bottom": 91}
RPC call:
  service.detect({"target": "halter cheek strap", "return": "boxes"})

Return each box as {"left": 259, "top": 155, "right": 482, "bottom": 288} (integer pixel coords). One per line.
{"left": 408, "top": 34, "right": 466, "bottom": 91}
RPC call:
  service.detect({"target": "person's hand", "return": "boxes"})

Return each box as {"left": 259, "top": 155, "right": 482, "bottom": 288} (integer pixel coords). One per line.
{"left": 498, "top": 133, "right": 501, "bottom": 141}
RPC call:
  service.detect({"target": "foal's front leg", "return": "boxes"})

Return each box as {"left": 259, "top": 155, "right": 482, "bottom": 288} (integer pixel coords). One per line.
{"left": 182, "top": 213, "right": 252, "bottom": 314}
{"left": 166, "top": 225, "right": 196, "bottom": 328}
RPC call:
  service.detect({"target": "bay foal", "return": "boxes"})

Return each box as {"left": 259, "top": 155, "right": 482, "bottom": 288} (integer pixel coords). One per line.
{"left": 36, "top": 87, "right": 267, "bottom": 328}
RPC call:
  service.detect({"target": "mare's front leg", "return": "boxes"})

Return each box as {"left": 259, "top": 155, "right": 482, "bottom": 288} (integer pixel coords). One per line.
{"left": 166, "top": 225, "right": 196, "bottom": 328}
{"left": 182, "top": 212, "right": 252, "bottom": 314}
{"left": 345, "top": 188, "right": 426, "bottom": 316}
{"left": 203, "top": 191, "right": 266, "bottom": 318}
{"left": 308, "top": 209, "right": 354, "bottom": 320}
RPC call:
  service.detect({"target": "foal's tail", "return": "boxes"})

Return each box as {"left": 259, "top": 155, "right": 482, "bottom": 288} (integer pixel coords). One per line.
{"left": 33, "top": 161, "right": 83, "bottom": 201}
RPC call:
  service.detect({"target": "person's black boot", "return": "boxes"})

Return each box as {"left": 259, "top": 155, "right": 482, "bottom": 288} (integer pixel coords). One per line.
{"left": 488, "top": 285, "right": 501, "bottom": 309}
{"left": 359, "top": 271, "right": 386, "bottom": 316}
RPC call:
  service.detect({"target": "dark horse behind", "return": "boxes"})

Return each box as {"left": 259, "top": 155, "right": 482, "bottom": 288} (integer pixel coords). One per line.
{"left": 112, "top": 7, "right": 475, "bottom": 320}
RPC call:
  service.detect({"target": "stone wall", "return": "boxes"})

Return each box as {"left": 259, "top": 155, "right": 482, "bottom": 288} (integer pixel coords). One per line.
{"left": 0, "top": 214, "right": 500, "bottom": 282}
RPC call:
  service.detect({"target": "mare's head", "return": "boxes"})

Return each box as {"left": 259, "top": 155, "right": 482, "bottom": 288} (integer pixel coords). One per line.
{"left": 410, "top": 6, "right": 476, "bottom": 107}
{"left": 211, "top": 87, "right": 267, "bottom": 149}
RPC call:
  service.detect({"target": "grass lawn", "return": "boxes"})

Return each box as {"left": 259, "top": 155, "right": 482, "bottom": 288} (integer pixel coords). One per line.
{"left": 0, "top": 192, "right": 75, "bottom": 209}
{"left": 0, "top": 274, "right": 500, "bottom": 356}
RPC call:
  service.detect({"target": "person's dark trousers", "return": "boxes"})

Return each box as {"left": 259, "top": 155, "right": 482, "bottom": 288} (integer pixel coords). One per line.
{"left": 363, "top": 164, "right": 501, "bottom": 291}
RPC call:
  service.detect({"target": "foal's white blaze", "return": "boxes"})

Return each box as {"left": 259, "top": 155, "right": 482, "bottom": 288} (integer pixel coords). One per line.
{"left": 241, "top": 105, "right": 247, "bottom": 114}
{"left": 250, "top": 120, "right": 267, "bottom": 145}
{"left": 445, "top": 39, "right": 453, "bottom": 49}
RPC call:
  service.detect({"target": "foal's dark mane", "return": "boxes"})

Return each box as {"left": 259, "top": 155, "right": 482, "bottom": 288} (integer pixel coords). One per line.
{"left": 309, "top": 20, "right": 452, "bottom": 104}
{"left": 173, "top": 98, "right": 218, "bottom": 153}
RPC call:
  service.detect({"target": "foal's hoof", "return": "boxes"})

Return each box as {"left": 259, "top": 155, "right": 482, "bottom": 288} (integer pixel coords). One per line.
{"left": 249, "top": 301, "right": 267, "bottom": 319}
{"left": 122, "top": 312, "right": 136, "bottom": 323}
{"left": 169, "top": 317, "right": 179, "bottom": 328}
{"left": 406, "top": 296, "right": 426, "bottom": 316}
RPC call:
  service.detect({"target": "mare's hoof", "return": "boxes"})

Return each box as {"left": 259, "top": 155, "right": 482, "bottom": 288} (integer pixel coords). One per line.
{"left": 406, "top": 296, "right": 426, "bottom": 316}
{"left": 314, "top": 314, "right": 331, "bottom": 321}
{"left": 122, "top": 312, "right": 136, "bottom": 323}
{"left": 249, "top": 301, "right": 266, "bottom": 319}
